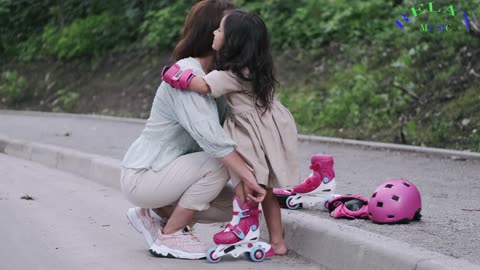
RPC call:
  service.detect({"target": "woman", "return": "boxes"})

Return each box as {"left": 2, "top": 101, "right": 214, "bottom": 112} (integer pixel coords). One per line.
{"left": 120, "top": 0, "right": 266, "bottom": 260}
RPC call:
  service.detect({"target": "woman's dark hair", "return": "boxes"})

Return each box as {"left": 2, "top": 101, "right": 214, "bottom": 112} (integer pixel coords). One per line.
{"left": 173, "top": 0, "right": 235, "bottom": 62}
{"left": 216, "top": 9, "right": 278, "bottom": 112}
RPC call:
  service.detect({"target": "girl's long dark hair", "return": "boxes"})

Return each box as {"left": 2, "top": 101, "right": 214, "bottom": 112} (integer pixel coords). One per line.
{"left": 216, "top": 10, "right": 278, "bottom": 112}
{"left": 173, "top": 0, "right": 234, "bottom": 62}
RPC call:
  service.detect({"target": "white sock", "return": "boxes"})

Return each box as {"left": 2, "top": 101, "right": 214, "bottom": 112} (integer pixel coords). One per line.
{"left": 149, "top": 209, "right": 162, "bottom": 220}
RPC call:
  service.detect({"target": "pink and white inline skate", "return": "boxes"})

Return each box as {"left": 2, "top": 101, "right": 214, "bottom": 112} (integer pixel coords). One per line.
{"left": 274, "top": 154, "right": 338, "bottom": 211}
{"left": 207, "top": 197, "right": 274, "bottom": 263}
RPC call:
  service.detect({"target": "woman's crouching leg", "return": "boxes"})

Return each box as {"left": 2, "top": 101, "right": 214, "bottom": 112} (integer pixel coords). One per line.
{"left": 193, "top": 183, "right": 234, "bottom": 224}
{"left": 177, "top": 152, "right": 231, "bottom": 213}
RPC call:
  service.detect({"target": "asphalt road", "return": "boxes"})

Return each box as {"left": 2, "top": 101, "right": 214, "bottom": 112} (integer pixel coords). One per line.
{"left": 0, "top": 154, "right": 322, "bottom": 270}
{"left": 1, "top": 111, "right": 479, "bottom": 265}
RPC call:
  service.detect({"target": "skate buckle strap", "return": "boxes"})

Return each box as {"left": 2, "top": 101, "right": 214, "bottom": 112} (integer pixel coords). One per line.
{"left": 226, "top": 224, "right": 245, "bottom": 240}
{"left": 233, "top": 208, "right": 262, "bottom": 218}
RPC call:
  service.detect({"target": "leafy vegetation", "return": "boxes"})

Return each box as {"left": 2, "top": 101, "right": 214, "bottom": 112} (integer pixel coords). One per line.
{"left": 1, "top": 0, "right": 479, "bottom": 151}
{"left": 0, "top": 71, "right": 27, "bottom": 104}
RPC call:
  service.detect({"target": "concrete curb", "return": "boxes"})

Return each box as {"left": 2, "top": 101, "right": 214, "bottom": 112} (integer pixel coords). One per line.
{"left": 0, "top": 134, "right": 120, "bottom": 190}
{"left": 1, "top": 134, "right": 479, "bottom": 270}
{"left": 298, "top": 135, "right": 480, "bottom": 161}
{"left": 262, "top": 212, "right": 480, "bottom": 270}
{"left": 0, "top": 109, "right": 145, "bottom": 124}
{"left": 2, "top": 110, "right": 479, "bottom": 160}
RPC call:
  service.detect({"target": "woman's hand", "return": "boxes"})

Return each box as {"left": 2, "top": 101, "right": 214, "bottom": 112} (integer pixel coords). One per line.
{"left": 218, "top": 150, "right": 266, "bottom": 203}
{"left": 244, "top": 180, "right": 266, "bottom": 204}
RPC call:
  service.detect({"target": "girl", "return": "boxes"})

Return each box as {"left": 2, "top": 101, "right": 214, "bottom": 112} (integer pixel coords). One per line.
{"left": 122, "top": 1, "right": 267, "bottom": 260}
{"left": 162, "top": 9, "right": 299, "bottom": 255}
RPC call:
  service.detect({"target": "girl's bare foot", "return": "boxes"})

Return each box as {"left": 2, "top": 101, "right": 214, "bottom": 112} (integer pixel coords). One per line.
{"left": 270, "top": 241, "right": 288, "bottom": 255}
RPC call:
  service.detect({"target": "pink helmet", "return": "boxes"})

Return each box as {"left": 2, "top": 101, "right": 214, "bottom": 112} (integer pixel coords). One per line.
{"left": 368, "top": 178, "right": 422, "bottom": 224}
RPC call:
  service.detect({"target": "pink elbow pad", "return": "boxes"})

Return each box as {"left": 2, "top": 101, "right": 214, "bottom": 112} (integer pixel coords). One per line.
{"left": 161, "top": 64, "right": 196, "bottom": 90}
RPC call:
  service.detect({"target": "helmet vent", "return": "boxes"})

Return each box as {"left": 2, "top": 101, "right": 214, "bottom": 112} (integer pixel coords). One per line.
{"left": 371, "top": 192, "right": 377, "bottom": 198}
{"left": 376, "top": 202, "right": 383, "bottom": 207}
{"left": 385, "top": 184, "right": 394, "bottom": 188}
{"left": 392, "top": 195, "right": 399, "bottom": 201}
{"left": 388, "top": 215, "right": 395, "bottom": 219}
{"left": 403, "top": 182, "right": 411, "bottom": 187}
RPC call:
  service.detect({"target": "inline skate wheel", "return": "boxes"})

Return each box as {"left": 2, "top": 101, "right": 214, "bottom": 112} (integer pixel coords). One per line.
{"left": 286, "top": 196, "right": 301, "bottom": 210}
{"left": 207, "top": 246, "right": 221, "bottom": 263}
{"left": 249, "top": 246, "right": 266, "bottom": 262}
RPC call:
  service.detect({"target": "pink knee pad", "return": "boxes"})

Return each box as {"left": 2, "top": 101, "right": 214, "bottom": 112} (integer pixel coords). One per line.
{"left": 326, "top": 194, "right": 369, "bottom": 219}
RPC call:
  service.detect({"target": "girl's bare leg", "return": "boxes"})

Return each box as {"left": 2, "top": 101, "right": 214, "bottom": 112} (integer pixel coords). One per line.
{"left": 234, "top": 182, "right": 246, "bottom": 204}
{"left": 262, "top": 187, "right": 287, "bottom": 255}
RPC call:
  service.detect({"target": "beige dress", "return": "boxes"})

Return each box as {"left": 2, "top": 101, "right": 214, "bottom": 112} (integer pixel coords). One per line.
{"left": 204, "top": 70, "right": 300, "bottom": 188}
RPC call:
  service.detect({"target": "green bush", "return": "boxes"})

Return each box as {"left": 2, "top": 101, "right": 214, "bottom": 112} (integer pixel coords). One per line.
{"left": 140, "top": 0, "right": 196, "bottom": 48}
{"left": 277, "top": 59, "right": 412, "bottom": 138}
{"left": 15, "top": 35, "right": 44, "bottom": 61}
{"left": 4, "top": 0, "right": 479, "bottom": 58}
{"left": 42, "top": 13, "right": 130, "bottom": 59}
{"left": 0, "top": 0, "right": 54, "bottom": 56}
{"left": 1, "top": 0, "right": 480, "bottom": 151}
{"left": 239, "top": 0, "right": 306, "bottom": 49}
{"left": 0, "top": 71, "right": 27, "bottom": 104}
{"left": 0, "top": 0, "right": 92, "bottom": 57}
{"left": 52, "top": 89, "right": 80, "bottom": 112}
{"left": 277, "top": 88, "right": 323, "bottom": 134}
{"left": 411, "top": 83, "right": 480, "bottom": 151}
{"left": 241, "top": 0, "right": 396, "bottom": 52}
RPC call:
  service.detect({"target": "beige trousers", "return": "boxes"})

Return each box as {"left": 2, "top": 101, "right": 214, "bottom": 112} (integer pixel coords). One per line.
{"left": 121, "top": 152, "right": 234, "bottom": 224}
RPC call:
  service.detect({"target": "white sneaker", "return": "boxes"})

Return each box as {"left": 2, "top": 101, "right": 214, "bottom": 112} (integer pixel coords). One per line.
{"left": 126, "top": 207, "right": 167, "bottom": 247}
{"left": 149, "top": 229, "right": 208, "bottom": 260}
